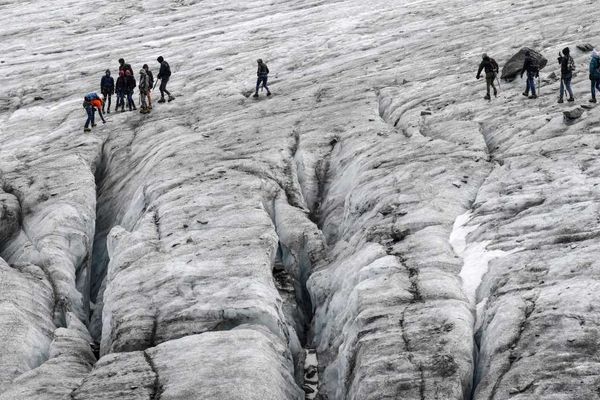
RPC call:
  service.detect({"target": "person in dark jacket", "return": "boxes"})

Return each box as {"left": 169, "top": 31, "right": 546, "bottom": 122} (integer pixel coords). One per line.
{"left": 100, "top": 69, "right": 115, "bottom": 113}
{"left": 253, "top": 59, "right": 271, "bottom": 97}
{"left": 118, "top": 58, "right": 134, "bottom": 76}
{"left": 143, "top": 64, "right": 154, "bottom": 109}
{"left": 589, "top": 49, "right": 600, "bottom": 103}
{"left": 124, "top": 70, "right": 137, "bottom": 111}
{"left": 476, "top": 53, "right": 499, "bottom": 100}
{"left": 156, "top": 56, "right": 174, "bottom": 103}
{"left": 520, "top": 51, "right": 538, "bottom": 99}
{"left": 557, "top": 47, "right": 575, "bottom": 103}
{"left": 115, "top": 70, "right": 126, "bottom": 112}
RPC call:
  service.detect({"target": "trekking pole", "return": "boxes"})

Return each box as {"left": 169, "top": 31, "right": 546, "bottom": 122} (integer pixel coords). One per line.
{"left": 153, "top": 79, "right": 160, "bottom": 90}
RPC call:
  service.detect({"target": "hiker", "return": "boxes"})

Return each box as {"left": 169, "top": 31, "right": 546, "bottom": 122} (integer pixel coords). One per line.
{"left": 118, "top": 58, "right": 134, "bottom": 76}
{"left": 476, "top": 53, "right": 499, "bottom": 100}
{"left": 589, "top": 49, "right": 600, "bottom": 103}
{"left": 520, "top": 50, "right": 539, "bottom": 99}
{"left": 253, "top": 58, "right": 271, "bottom": 97}
{"left": 557, "top": 47, "right": 575, "bottom": 103}
{"left": 143, "top": 64, "right": 154, "bottom": 109}
{"left": 125, "top": 70, "right": 137, "bottom": 111}
{"left": 115, "top": 70, "right": 126, "bottom": 112}
{"left": 82, "top": 93, "right": 105, "bottom": 132}
{"left": 156, "top": 56, "right": 174, "bottom": 103}
{"left": 138, "top": 69, "right": 151, "bottom": 114}
{"left": 100, "top": 70, "right": 114, "bottom": 113}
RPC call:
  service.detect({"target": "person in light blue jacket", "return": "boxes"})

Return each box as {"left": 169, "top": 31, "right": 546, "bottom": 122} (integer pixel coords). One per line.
{"left": 589, "top": 49, "right": 600, "bottom": 103}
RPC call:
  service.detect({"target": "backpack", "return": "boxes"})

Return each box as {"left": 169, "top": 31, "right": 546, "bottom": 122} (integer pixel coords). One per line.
{"left": 567, "top": 56, "right": 576, "bottom": 72}
{"left": 85, "top": 92, "right": 100, "bottom": 101}
{"left": 162, "top": 61, "right": 171, "bottom": 78}
{"left": 490, "top": 58, "right": 499, "bottom": 72}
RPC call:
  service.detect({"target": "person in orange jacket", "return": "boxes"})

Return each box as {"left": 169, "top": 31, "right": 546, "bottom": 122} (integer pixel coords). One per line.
{"left": 90, "top": 98, "right": 107, "bottom": 124}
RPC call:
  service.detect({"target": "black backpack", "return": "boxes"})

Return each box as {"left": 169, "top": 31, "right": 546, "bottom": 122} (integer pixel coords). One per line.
{"left": 162, "top": 61, "right": 171, "bottom": 77}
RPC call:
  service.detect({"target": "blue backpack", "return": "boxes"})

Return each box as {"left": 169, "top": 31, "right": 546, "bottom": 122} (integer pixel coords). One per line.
{"left": 84, "top": 92, "right": 100, "bottom": 102}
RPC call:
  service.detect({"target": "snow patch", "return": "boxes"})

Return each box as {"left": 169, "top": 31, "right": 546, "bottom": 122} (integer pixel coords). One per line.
{"left": 450, "top": 212, "right": 518, "bottom": 306}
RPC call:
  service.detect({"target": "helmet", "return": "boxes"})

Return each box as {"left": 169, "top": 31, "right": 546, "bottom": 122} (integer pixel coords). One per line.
{"left": 118, "top": 58, "right": 125, "bottom": 64}
{"left": 157, "top": 56, "right": 164, "bottom": 63}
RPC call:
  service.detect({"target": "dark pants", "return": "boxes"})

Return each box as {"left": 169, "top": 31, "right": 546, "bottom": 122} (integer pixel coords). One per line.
{"left": 591, "top": 79, "right": 600, "bottom": 98}
{"left": 84, "top": 106, "right": 94, "bottom": 128}
{"left": 126, "top": 91, "right": 135, "bottom": 110}
{"left": 116, "top": 90, "right": 125, "bottom": 110}
{"left": 525, "top": 71, "right": 536, "bottom": 96}
{"left": 560, "top": 73, "right": 574, "bottom": 99}
{"left": 102, "top": 92, "right": 112, "bottom": 111}
{"left": 159, "top": 77, "right": 171, "bottom": 99}
{"left": 485, "top": 72, "right": 497, "bottom": 96}
{"left": 255, "top": 75, "right": 270, "bottom": 94}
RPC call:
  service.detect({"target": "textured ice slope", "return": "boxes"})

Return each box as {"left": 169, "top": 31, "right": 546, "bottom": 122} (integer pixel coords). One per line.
{"left": 2, "top": 0, "right": 600, "bottom": 399}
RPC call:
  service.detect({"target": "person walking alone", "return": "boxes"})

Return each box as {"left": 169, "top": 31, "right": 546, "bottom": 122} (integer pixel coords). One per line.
{"left": 253, "top": 59, "right": 271, "bottom": 98}
{"left": 476, "top": 53, "right": 499, "bottom": 100}
{"left": 557, "top": 47, "right": 576, "bottom": 103}
{"left": 521, "top": 50, "right": 539, "bottom": 99}
{"left": 156, "top": 56, "right": 174, "bottom": 103}
{"left": 100, "top": 70, "right": 115, "bottom": 113}
{"left": 589, "top": 49, "right": 600, "bottom": 103}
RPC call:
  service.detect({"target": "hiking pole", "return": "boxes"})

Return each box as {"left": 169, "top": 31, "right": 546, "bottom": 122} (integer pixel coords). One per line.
{"left": 153, "top": 79, "right": 160, "bottom": 90}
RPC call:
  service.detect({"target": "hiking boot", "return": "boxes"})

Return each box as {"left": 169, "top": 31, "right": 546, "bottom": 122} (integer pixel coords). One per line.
{"left": 252, "top": 93, "right": 259, "bottom": 98}
{"left": 132, "top": 105, "right": 137, "bottom": 110}
{"left": 590, "top": 98, "right": 597, "bottom": 103}
{"left": 83, "top": 127, "right": 91, "bottom": 132}
{"left": 528, "top": 95, "right": 537, "bottom": 99}
{"left": 493, "top": 90, "right": 498, "bottom": 98}
{"left": 567, "top": 97, "right": 575, "bottom": 102}
{"left": 168, "top": 96, "right": 175, "bottom": 102}
{"left": 484, "top": 94, "right": 491, "bottom": 100}
{"left": 558, "top": 98, "right": 564, "bottom": 103}
{"left": 92, "top": 123, "right": 97, "bottom": 127}
{"left": 522, "top": 92, "right": 529, "bottom": 97}
{"left": 266, "top": 92, "right": 272, "bottom": 97}
{"left": 158, "top": 98, "right": 166, "bottom": 103}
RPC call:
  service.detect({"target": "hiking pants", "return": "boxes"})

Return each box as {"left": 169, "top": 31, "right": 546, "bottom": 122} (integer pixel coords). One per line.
{"left": 560, "top": 73, "right": 574, "bottom": 99}
{"left": 102, "top": 93, "right": 112, "bottom": 112}
{"left": 525, "top": 71, "right": 537, "bottom": 96}
{"left": 159, "top": 77, "right": 171, "bottom": 99}
{"left": 84, "top": 106, "right": 94, "bottom": 128}
{"left": 256, "top": 75, "right": 270, "bottom": 94}
{"left": 116, "top": 91, "right": 125, "bottom": 110}
{"left": 485, "top": 73, "right": 497, "bottom": 96}
{"left": 591, "top": 79, "right": 600, "bottom": 99}
{"left": 126, "top": 91, "right": 135, "bottom": 109}
{"left": 140, "top": 90, "right": 148, "bottom": 109}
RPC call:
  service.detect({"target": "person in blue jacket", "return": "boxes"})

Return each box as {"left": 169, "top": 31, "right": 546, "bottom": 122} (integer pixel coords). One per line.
{"left": 590, "top": 49, "right": 600, "bottom": 103}
{"left": 100, "top": 70, "right": 115, "bottom": 113}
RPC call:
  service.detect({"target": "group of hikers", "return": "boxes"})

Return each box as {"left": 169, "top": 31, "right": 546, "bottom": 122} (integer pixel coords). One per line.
{"left": 82, "top": 56, "right": 175, "bottom": 132}
{"left": 82, "top": 57, "right": 271, "bottom": 132}
{"left": 477, "top": 47, "right": 600, "bottom": 103}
